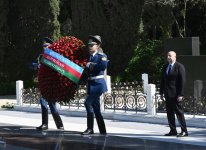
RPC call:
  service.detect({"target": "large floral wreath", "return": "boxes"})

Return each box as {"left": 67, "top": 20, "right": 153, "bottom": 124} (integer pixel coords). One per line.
{"left": 38, "top": 36, "right": 88, "bottom": 102}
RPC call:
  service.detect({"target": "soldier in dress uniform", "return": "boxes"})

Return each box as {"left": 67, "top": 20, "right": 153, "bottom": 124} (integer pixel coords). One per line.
{"left": 35, "top": 37, "right": 64, "bottom": 130}
{"left": 82, "top": 35, "right": 108, "bottom": 135}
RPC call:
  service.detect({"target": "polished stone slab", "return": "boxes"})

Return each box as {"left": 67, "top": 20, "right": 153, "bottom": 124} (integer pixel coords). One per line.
{"left": 0, "top": 123, "right": 205, "bottom": 150}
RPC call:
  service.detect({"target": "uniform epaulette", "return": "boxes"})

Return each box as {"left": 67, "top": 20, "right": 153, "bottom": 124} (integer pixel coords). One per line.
{"left": 98, "top": 52, "right": 105, "bottom": 56}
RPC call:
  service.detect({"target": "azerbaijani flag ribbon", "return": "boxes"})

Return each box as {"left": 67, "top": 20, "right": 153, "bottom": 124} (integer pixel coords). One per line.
{"left": 40, "top": 48, "right": 84, "bottom": 84}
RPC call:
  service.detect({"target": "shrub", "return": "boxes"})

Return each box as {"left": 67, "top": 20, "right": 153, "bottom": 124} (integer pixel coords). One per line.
{"left": 123, "top": 40, "right": 165, "bottom": 83}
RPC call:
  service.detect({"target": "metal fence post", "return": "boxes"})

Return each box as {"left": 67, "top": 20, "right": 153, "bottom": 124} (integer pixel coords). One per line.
{"left": 146, "top": 84, "right": 156, "bottom": 115}
{"left": 16, "top": 80, "right": 23, "bottom": 106}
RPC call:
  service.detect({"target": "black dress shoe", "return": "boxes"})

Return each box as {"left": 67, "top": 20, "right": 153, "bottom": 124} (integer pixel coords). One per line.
{"left": 36, "top": 124, "right": 48, "bottom": 130}
{"left": 57, "top": 126, "right": 64, "bottom": 130}
{"left": 164, "top": 132, "right": 177, "bottom": 136}
{"left": 100, "top": 131, "right": 107, "bottom": 135}
{"left": 82, "top": 129, "right": 94, "bottom": 135}
{"left": 177, "top": 132, "right": 188, "bottom": 137}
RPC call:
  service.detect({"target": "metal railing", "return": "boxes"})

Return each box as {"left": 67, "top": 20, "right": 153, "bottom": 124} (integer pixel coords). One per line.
{"left": 21, "top": 82, "right": 206, "bottom": 115}
{"left": 103, "top": 81, "right": 146, "bottom": 113}
{"left": 22, "top": 87, "right": 40, "bottom": 105}
{"left": 21, "top": 81, "right": 146, "bottom": 113}
{"left": 155, "top": 87, "right": 206, "bottom": 115}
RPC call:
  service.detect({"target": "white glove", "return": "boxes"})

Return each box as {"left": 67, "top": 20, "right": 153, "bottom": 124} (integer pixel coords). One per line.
{"left": 177, "top": 96, "right": 183, "bottom": 102}
{"left": 86, "top": 62, "right": 91, "bottom": 68}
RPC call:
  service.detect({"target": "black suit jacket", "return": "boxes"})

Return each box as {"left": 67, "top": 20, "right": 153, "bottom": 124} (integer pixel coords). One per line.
{"left": 160, "top": 61, "right": 186, "bottom": 98}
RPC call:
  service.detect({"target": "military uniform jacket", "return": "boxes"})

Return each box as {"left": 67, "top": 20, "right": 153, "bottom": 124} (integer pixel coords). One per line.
{"left": 87, "top": 52, "right": 108, "bottom": 95}
{"left": 160, "top": 61, "right": 186, "bottom": 98}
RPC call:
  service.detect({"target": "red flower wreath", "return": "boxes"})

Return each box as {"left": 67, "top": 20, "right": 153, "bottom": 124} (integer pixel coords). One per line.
{"left": 38, "top": 36, "right": 88, "bottom": 102}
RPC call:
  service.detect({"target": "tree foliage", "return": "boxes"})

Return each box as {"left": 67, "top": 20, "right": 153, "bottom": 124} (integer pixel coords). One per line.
{"left": 69, "top": 0, "right": 145, "bottom": 77}
{"left": 2, "top": 0, "right": 61, "bottom": 81}
{"left": 0, "top": 0, "right": 206, "bottom": 89}
{"left": 0, "top": 0, "right": 9, "bottom": 80}
{"left": 186, "top": 0, "right": 206, "bottom": 54}
{"left": 142, "top": 0, "right": 206, "bottom": 41}
{"left": 142, "top": 0, "right": 175, "bottom": 39}
{"left": 122, "top": 40, "right": 164, "bottom": 83}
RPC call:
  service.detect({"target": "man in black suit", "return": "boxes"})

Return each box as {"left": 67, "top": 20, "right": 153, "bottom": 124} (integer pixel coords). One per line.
{"left": 160, "top": 51, "right": 188, "bottom": 137}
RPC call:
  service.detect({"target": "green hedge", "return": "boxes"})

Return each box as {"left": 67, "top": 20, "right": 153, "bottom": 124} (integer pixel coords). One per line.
{"left": 0, "top": 82, "right": 15, "bottom": 95}
{"left": 0, "top": 80, "right": 38, "bottom": 95}
{"left": 120, "top": 40, "right": 165, "bottom": 83}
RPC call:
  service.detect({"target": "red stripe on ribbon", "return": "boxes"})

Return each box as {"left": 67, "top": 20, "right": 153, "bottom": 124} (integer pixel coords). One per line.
{"left": 43, "top": 54, "right": 82, "bottom": 79}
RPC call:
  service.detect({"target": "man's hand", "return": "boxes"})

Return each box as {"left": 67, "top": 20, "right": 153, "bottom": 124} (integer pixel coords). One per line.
{"left": 80, "top": 64, "right": 86, "bottom": 69}
{"left": 177, "top": 96, "right": 183, "bottom": 102}
{"left": 86, "top": 62, "right": 91, "bottom": 68}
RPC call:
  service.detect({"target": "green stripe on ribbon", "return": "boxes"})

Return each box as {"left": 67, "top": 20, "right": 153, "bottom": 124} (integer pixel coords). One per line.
{"left": 40, "top": 57, "right": 79, "bottom": 84}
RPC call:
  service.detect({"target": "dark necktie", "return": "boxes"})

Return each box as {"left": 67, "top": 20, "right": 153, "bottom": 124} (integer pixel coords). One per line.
{"left": 89, "top": 55, "right": 93, "bottom": 61}
{"left": 167, "top": 64, "right": 172, "bottom": 75}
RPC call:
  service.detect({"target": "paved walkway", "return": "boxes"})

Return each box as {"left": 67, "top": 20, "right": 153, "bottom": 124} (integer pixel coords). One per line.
{"left": 0, "top": 109, "right": 206, "bottom": 149}
{"left": 14, "top": 104, "right": 206, "bottom": 128}
{"left": 1, "top": 96, "right": 206, "bottom": 149}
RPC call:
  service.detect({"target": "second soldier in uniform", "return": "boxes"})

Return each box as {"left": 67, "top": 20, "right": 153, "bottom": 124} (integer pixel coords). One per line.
{"left": 82, "top": 35, "right": 108, "bottom": 135}
{"left": 35, "top": 38, "right": 64, "bottom": 130}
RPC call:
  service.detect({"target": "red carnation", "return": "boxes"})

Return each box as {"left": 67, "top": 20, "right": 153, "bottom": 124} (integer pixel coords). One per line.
{"left": 38, "top": 36, "right": 88, "bottom": 102}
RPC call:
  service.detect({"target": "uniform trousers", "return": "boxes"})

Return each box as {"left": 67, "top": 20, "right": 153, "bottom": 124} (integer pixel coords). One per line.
{"left": 39, "top": 98, "right": 63, "bottom": 128}
{"left": 84, "top": 94, "right": 106, "bottom": 133}
{"left": 40, "top": 98, "right": 58, "bottom": 113}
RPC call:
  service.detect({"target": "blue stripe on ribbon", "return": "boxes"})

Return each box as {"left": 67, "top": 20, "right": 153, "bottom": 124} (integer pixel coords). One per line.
{"left": 45, "top": 48, "right": 84, "bottom": 74}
